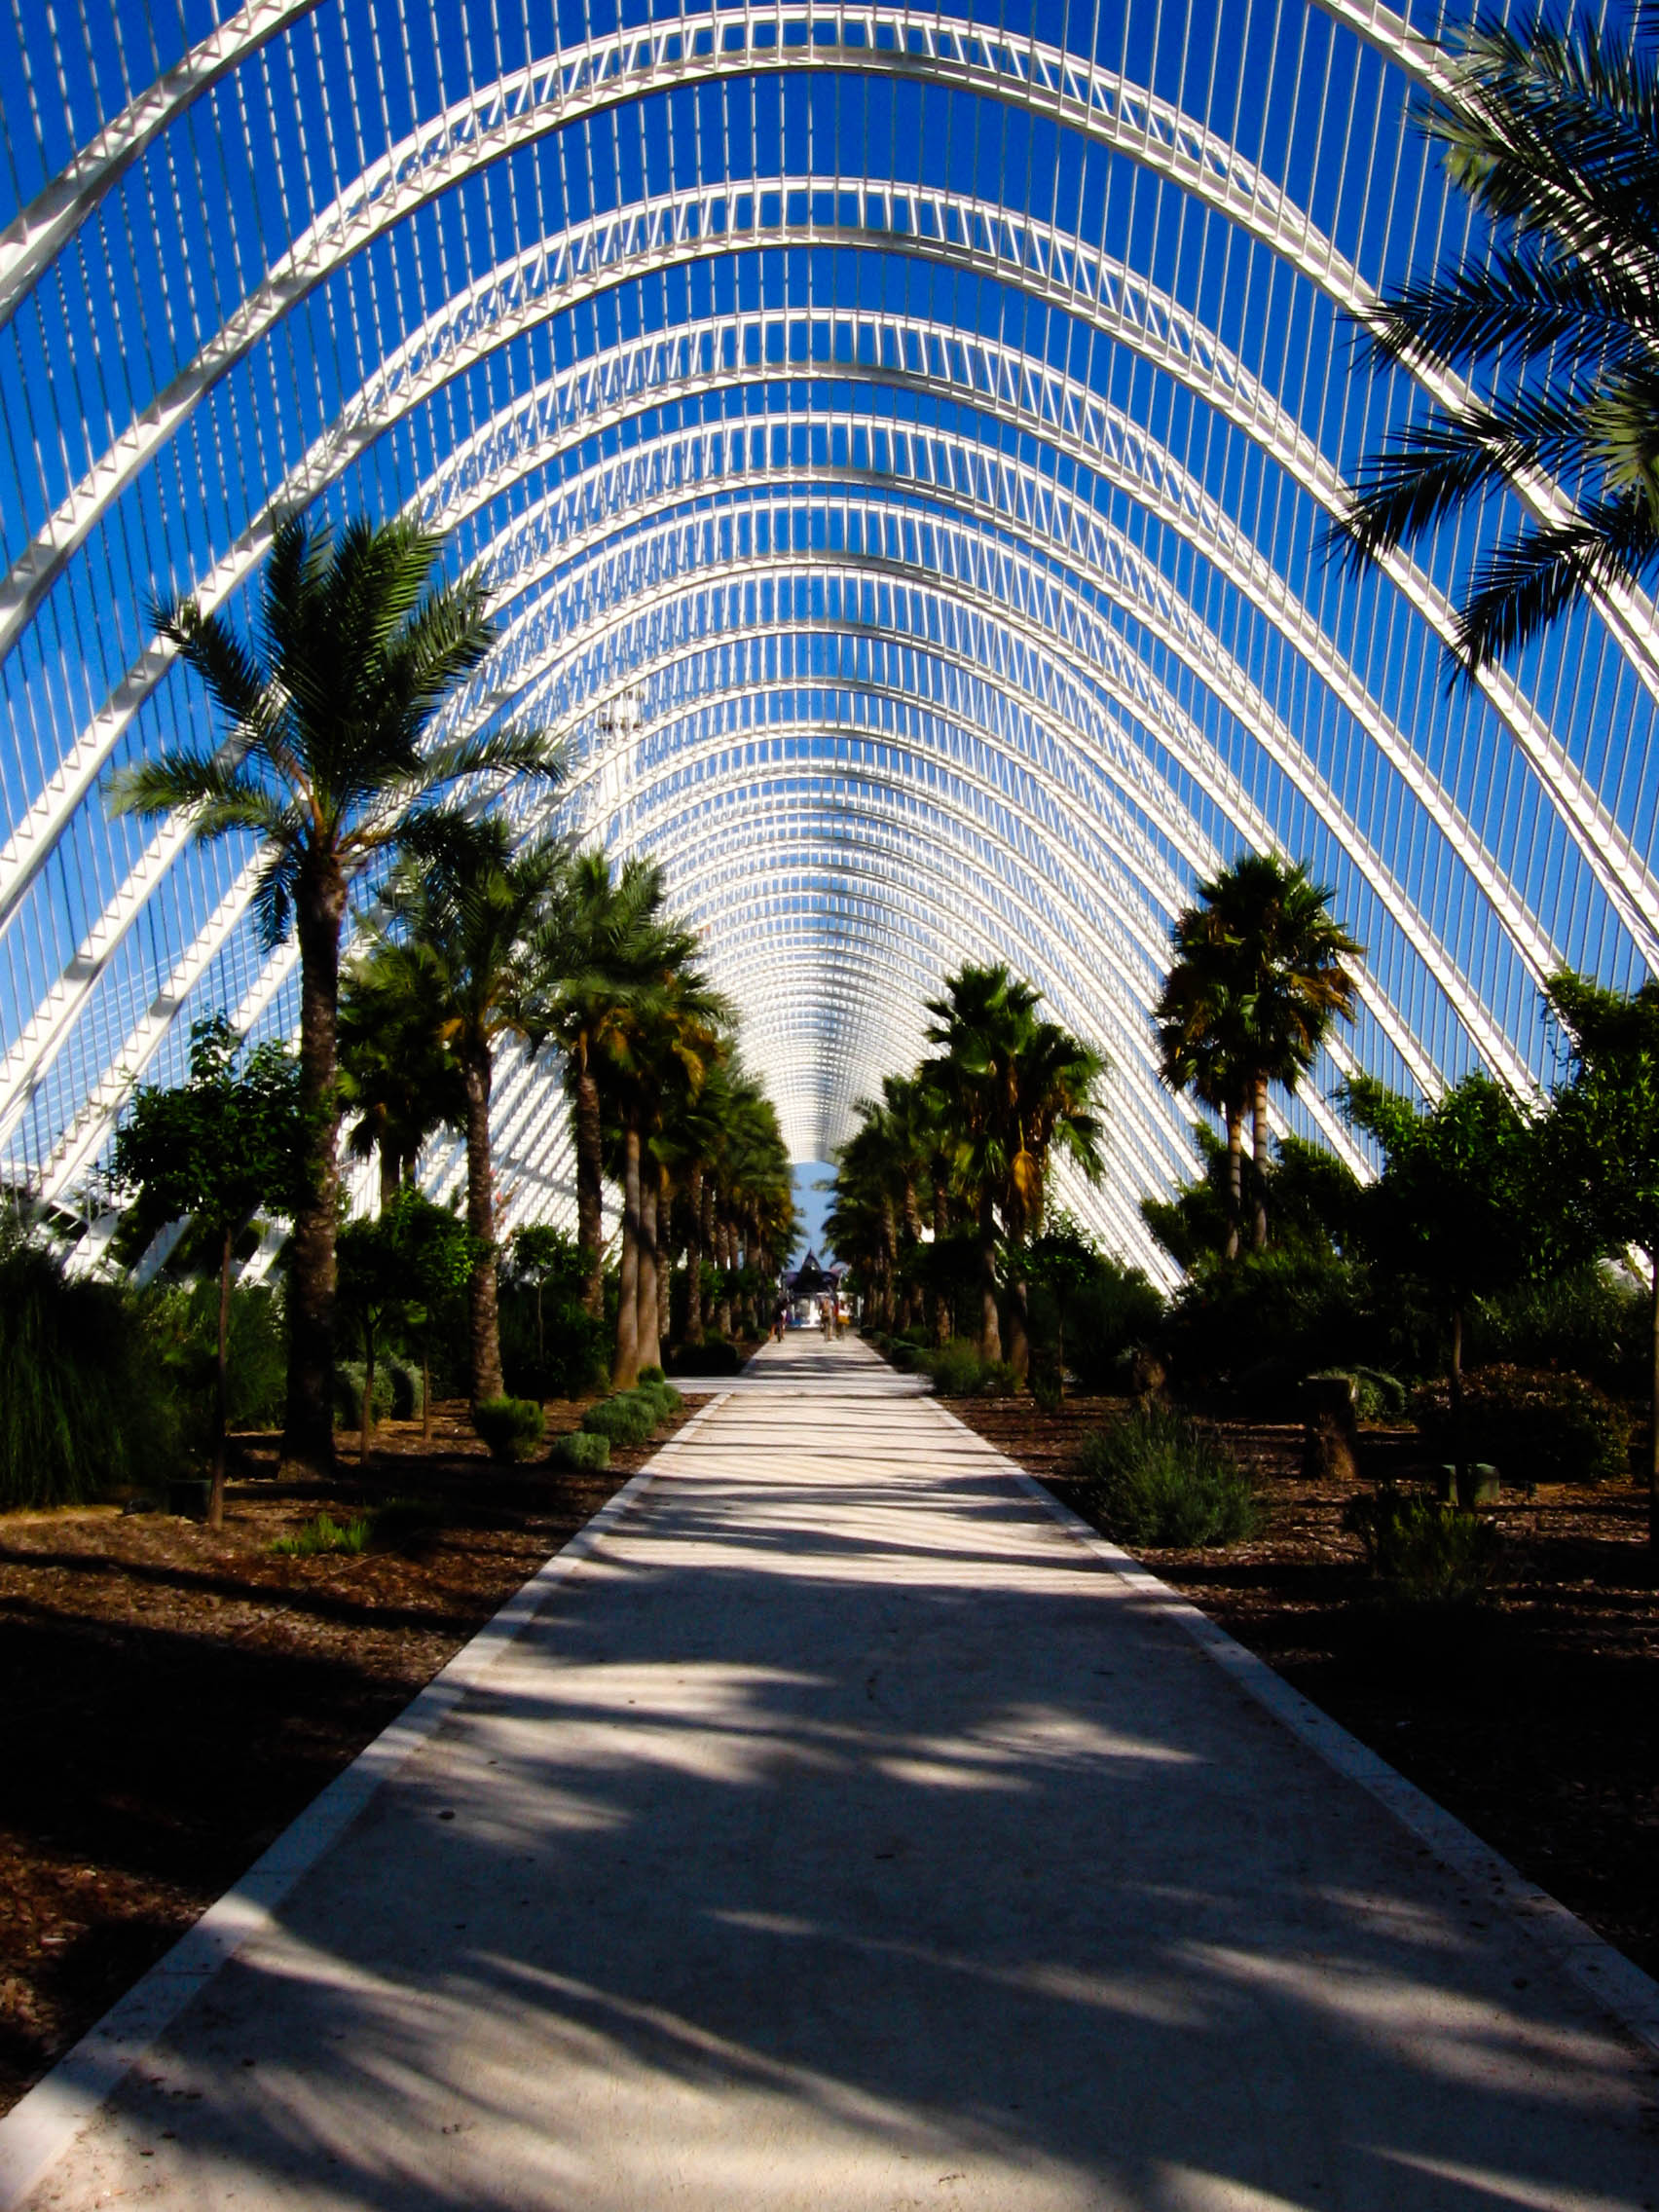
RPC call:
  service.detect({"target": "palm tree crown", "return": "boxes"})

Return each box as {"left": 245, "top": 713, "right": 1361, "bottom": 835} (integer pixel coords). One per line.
{"left": 107, "top": 514, "right": 564, "bottom": 1467}
{"left": 1332, "top": 17, "right": 1659, "bottom": 672}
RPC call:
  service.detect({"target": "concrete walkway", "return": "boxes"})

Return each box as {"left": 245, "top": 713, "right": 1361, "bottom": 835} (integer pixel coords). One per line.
{"left": 15, "top": 1333, "right": 1659, "bottom": 2210}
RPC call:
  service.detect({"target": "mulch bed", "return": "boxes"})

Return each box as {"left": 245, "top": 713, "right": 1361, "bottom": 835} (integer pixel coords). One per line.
{"left": 950, "top": 1392, "right": 1659, "bottom": 1985}
{"left": 0, "top": 1391, "right": 710, "bottom": 2118}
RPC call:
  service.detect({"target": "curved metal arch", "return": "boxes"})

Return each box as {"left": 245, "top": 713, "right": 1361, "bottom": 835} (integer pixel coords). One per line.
{"left": 456, "top": 512, "right": 1514, "bottom": 1094}
{"left": 14, "top": 192, "right": 1646, "bottom": 1034}
{"left": 450, "top": 400, "right": 1569, "bottom": 1005}
{"left": 15, "top": 0, "right": 1659, "bottom": 750}
{"left": 563, "top": 705, "right": 1378, "bottom": 1174}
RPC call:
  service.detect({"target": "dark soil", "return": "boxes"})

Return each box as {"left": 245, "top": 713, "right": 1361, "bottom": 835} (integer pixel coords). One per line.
{"left": 0, "top": 1391, "right": 708, "bottom": 2117}
{"left": 950, "top": 1391, "right": 1659, "bottom": 1985}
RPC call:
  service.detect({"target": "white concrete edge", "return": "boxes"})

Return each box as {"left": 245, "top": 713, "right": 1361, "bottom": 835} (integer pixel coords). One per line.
{"left": 0, "top": 1388, "right": 733, "bottom": 2212}
{"left": 929, "top": 1397, "right": 1659, "bottom": 2066}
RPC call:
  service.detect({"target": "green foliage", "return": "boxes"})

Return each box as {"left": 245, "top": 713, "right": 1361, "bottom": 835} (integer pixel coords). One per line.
{"left": 1342, "top": 1485, "right": 1500, "bottom": 1604}
{"left": 1468, "top": 1264, "right": 1650, "bottom": 1398}
{"left": 1072, "top": 1408, "right": 1257, "bottom": 1547}
{"left": 670, "top": 1337, "right": 741, "bottom": 1377}
{"left": 920, "top": 1338, "right": 989, "bottom": 1396}
{"left": 1344, "top": 1073, "right": 1544, "bottom": 1315}
{"left": 1412, "top": 1365, "right": 1631, "bottom": 1488}
{"left": 1142, "top": 1125, "right": 1362, "bottom": 1270}
{"left": 1162, "top": 1247, "right": 1374, "bottom": 1406}
{"left": 472, "top": 1396, "right": 546, "bottom": 1463}
{"left": 143, "top": 1279, "right": 288, "bottom": 1431}
{"left": 272, "top": 1511, "right": 374, "bottom": 1558}
{"left": 549, "top": 1430, "right": 611, "bottom": 1472}
{"left": 0, "top": 1229, "right": 179, "bottom": 1507}
{"left": 371, "top": 1495, "right": 445, "bottom": 1545}
{"left": 387, "top": 1361, "right": 424, "bottom": 1420}
{"left": 638, "top": 1363, "right": 666, "bottom": 1385}
{"left": 1307, "top": 1367, "right": 1407, "bottom": 1420}
{"left": 332, "top": 1362, "right": 393, "bottom": 1430}
{"left": 112, "top": 1016, "right": 303, "bottom": 1249}
{"left": 579, "top": 1391, "right": 659, "bottom": 1445}
{"left": 632, "top": 1379, "right": 683, "bottom": 1419}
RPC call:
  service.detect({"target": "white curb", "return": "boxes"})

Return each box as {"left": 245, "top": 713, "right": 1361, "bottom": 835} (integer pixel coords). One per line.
{"left": 0, "top": 1389, "right": 732, "bottom": 2212}
{"left": 929, "top": 1396, "right": 1659, "bottom": 2064}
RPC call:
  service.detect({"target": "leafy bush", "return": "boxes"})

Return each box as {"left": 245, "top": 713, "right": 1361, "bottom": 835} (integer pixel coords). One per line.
{"left": 472, "top": 1396, "right": 546, "bottom": 1463}
{"left": 1469, "top": 1265, "right": 1650, "bottom": 1399}
{"left": 977, "top": 1360, "right": 1017, "bottom": 1397}
{"left": 272, "top": 1511, "right": 372, "bottom": 1558}
{"left": 1162, "top": 1249, "right": 1375, "bottom": 1406}
{"left": 1071, "top": 1407, "right": 1257, "bottom": 1547}
{"left": 634, "top": 1379, "right": 683, "bottom": 1419}
{"left": 580, "top": 1392, "right": 659, "bottom": 1446}
{"left": 639, "top": 1364, "right": 666, "bottom": 1385}
{"left": 920, "top": 1339, "right": 986, "bottom": 1397}
{"left": 1342, "top": 1483, "right": 1500, "bottom": 1603}
{"left": 1412, "top": 1364, "right": 1630, "bottom": 1487}
{"left": 670, "top": 1338, "right": 741, "bottom": 1378}
{"left": 1306, "top": 1367, "right": 1408, "bottom": 1421}
{"left": 1061, "top": 1261, "right": 1166, "bottom": 1389}
{"left": 387, "top": 1361, "right": 424, "bottom": 1421}
{"left": 0, "top": 1230, "right": 177, "bottom": 1507}
{"left": 549, "top": 1430, "right": 611, "bottom": 1472}
{"left": 333, "top": 1361, "right": 393, "bottom": 1431}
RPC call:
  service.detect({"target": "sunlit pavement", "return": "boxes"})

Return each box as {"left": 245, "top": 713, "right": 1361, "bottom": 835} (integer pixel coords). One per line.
{"left": 22, "top": 1332, "right": 1659, "bottom": 2210}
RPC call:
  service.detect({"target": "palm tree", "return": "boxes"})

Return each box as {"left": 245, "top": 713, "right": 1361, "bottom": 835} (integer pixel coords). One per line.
{"left": 1158, "top": 856, "right": 1362, "bottom": 1255}
{"left": 534, "top": 852, "right": 679, "bottom": 1319}
{"left": 337, "top": 960, "right": 463, "bottom": 1209}
{"left": 1331, "top": 18, "right": 1659, "bottom": 673}
{"left": 109, "top": 516, "right": 563, "bottom": 1471}
{"left": 360, "top": 821, "right": 569, "bottom": 1405}
{"left": 921, "top": 965, "right": 1106, "bottom": 1373}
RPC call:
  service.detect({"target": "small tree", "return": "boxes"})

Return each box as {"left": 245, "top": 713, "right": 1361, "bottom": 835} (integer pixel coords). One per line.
{"left": 335, "top": 1212, "right": 411, "bottom": 1471}
{"left": 1343, "top": 1073, "right": 1541, "bottom": 1471}
{"left": 1536, "top": 973, "right": 1659, "bottom": 1546}
{"left": 510, "top": 1224, "right": 588, "bottom": 1372}
{"left": 112, "top": 1017, "right": 302, "bottom": 1527}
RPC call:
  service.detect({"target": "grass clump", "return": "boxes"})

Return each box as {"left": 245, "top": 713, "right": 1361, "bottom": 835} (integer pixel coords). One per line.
{"left": 580, "top": 1392, "right": 659, "bottom": 1446}
{"left": 549, "top": 1430, "right": 610, "bottom": 1472}
{"left": 1343, "top": 1483, "right": 1500, "bottom": 1604}
{"left": 1072, "top": 1407, "right": 1257, "bottom": 1547}
{"left": 272, "top": 1511, "right": 373, "bottom": 1558}
{"left": 472, "top": 1396, "right": 546, "bottom": 1463}
{"left": 920, "top": 1339, "right": 987, "bottom": 1397}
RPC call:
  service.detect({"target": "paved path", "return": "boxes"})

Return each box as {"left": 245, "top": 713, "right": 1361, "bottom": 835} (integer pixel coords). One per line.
{"left": 17, "top": 1334, "right": 1659, "bottom": 2210}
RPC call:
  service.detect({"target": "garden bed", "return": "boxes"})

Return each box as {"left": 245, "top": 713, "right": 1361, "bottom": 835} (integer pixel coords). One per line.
{"left": 947, "top": 1391, "right": 1659, "bottom": 1984}
{"left": 0, "top": 1391, "right": 708, "bottom": 2117}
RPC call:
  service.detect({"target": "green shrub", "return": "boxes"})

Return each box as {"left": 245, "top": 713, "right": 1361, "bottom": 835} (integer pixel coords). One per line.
{"left": 921, "top": 1338, "right": 986, "bottom": 1397}
{"left": 387, "top": 1361, "right": 424, "bottom": 1421}
{"left": 580, "top": 1392, "right": 659, "bottom": 1446}
{"left": 1072, "top": 1407, "right": 1257, "bottom": 1547}
{"left": 1469, "top": 1264, "right": 1650, "bottom": 1397}
{"left": 0, "top": 1230, "right": 177, "bottom": 1508}
{"left": 1162, "top": 1249, "right": 1374, "bottom": 1405}
{"left": 549, "top": 1430, "right": 611, "bottom": 1472}
{"left": 332, "top": 1361, "right": 393, "bottom": 1431}
{"left": 1307, "top": 1367, "right": 1408, "bottom": 1421}
{"left": 1412, "top": 1364, "right": 1630, "bottom": 1487}
{"left": 638, "top": 1364, "right": 666, "bottom": 1385}
{"left": 1342, "top": 1483, "right": 1500, "bottom": 1603}
{"left": 272, "top": 1511, "right": 373, "bottom": 1558}
{"left": 1060, "top": 1261, "right": 1166, "bottom": 1390}
{"left": 472, "top": 1396, "right": 546, "bottom": 1463}
{"left": 977, "top": 1360, "right": 1018, "bottom": 1397}
{"left": 636, "top": 1380, "right": 682, "bottom": 1419}
{"left": 670, "top": 1338, "right": 741, "bottom": 1378}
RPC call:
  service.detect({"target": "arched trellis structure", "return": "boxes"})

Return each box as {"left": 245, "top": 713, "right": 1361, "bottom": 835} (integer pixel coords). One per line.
{"left": 2, "top": 0, "right": 1655, "bottom": 1279}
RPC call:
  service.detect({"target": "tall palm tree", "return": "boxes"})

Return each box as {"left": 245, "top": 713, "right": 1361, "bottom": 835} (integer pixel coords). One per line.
{"left": 922, "top": 965, "right": 1106, "bottom": 1373}
{"left": 1158, "top": 856, "right": 1362, "bottom": 1255}
{"left": 109, "top": 516, "right": 563, "bottom": 1470}
{"left": 337, "top": 961, "right": 464, "bottom": 1209}
{"left": 1331, "top": 18, "right": 1659, "bottom": 673}
{"left": 357, "top": 821, "right": 570, "bottom": 1405}
{"left": 533, "top": 852, "right": 678, "bottom": 1319}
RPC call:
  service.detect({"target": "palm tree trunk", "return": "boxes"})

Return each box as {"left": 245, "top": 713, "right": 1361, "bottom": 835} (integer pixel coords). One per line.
{"left": 1007, "top": 1274, "right": 1030, "bottom": 1383}
{"left": 1646, "top": 1249, "right": 1658, "bottom": 1550}
{"left": 211, "top": 1223, "right": 232, "bottom": 1531}
{"left": 613, "top": 1122, "right": 642, "bottom": 1389}
{"left": 716, "top": 1215, "right": 734, "bottom": 1338}
{"left": 573, "top": 1050, "right": 605, "bottom": 1319}
{"left": 378, "top": 1142, "right": 400, "bottom": 1215}
{"left": 977, "top": 1192, "right": 1002, "bottom": 1363}
{"left": 637, "top": 1162, "right": 660, "bottom": 1374}
{"left": 283, "top": 865, "right": 347, "bottom": 1476}
{"left": 933, "top": 1184, "right": 951, "bottom": 1346}
{"left": 684, "top": 1165, "right": 705, "bottom": 1345}
{"left": 463, "top": 1045, "right": 504, "bottom": 1405}
{"left": 656, "top": 1163, "right": 673, "bottom": 1351}
{"left": 1224, "top": 1103, "right": 1244, "bottom": 1263}
{"left": 1252, "top": 1073, "right": 1271, "bottom": 1252}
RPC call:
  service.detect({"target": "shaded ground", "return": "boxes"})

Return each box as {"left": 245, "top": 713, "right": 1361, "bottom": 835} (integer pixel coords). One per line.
{"left": 949, "top": 1391, "right": 1659, "bottom": 1986}
{"left": 0, "top": 1392, "right": 707, "bottom": 2117}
